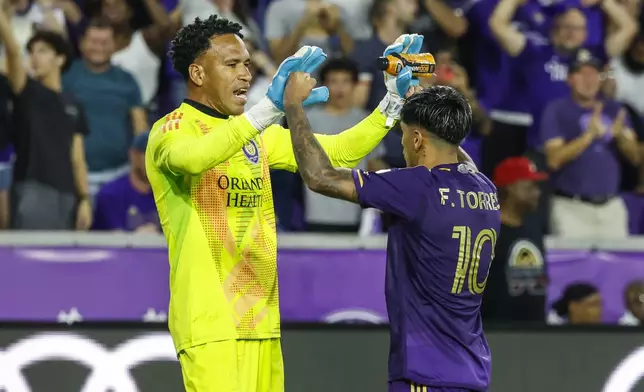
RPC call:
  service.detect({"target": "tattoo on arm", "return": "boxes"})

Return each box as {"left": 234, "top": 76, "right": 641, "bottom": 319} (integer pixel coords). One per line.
{"left": 284, "top": 104, "right": 358, "bottom": 202}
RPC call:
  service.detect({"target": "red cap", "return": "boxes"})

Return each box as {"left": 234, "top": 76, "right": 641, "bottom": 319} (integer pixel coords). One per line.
{"left": 493, "top": 157, "right": 548, "bottom": 187}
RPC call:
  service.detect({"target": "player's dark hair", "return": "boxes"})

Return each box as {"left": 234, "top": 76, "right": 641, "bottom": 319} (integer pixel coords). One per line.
{"left": 400, "top": 85, "right": 472, "bottom": 146}
{"left": 170, "top": 15, "right": 244, "bottom": 80}
{"left": 26, "top": 30, "right": 73, "bottom": 72}
{"left": 319, "top": 57, "right": 359, "bottom": 85}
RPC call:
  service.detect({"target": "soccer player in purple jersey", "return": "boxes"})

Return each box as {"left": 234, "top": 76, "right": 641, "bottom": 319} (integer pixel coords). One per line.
{"left": 283, "top": 74, "right": 500, "bottom": 392}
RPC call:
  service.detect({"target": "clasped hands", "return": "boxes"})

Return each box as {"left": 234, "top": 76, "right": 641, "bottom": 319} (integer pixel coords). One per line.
{"left": 267, "top": 34, "right": 426, "bottom": 112}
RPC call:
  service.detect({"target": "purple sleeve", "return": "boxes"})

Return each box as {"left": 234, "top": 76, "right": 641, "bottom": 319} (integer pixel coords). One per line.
{"left": 352, "top": 167, "right": 425, "bottom": 221}
{"left": 539, "top": 101, "right": 564, "bottom": 146}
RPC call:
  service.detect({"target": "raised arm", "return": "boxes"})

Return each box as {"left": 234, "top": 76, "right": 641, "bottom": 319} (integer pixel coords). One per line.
{"left": 148, "top": 114, "right": 261, "bottom": 176}
{"left": 282, "top": 73, "right": 358, "bottom": 202}
{"left": 602, "top": 0, "right": 638, "bottom": 58}
{"left": 282, "top": 72, "right": 426, "bottom": 222}
{"left": 0, "top": 5, "right": 27, "bottom": 93}
{"left": 262, "top": 107, "right": 392, "bottom": 172}
{"left": 489, "top": 0, "right": 527, "bottom": 57}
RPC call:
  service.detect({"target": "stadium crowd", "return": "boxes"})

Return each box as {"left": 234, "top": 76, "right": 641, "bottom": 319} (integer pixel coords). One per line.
{"left": 0, "top": 0, "right": 644, "bottom": 325}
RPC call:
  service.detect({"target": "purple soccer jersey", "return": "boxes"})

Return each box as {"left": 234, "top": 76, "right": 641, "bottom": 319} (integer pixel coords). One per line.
{"left": 352, "top": 164, "right": 501, "bottom": 391}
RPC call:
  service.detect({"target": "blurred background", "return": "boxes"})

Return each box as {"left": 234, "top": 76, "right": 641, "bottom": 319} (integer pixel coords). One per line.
{"left": 1, "top": 0, "right": 644, "bottom": 390}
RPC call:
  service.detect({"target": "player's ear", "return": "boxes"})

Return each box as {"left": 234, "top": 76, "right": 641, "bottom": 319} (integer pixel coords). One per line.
{"left": 413, "top": 130, "right": 423, "bottom": 151}
{"left": 188, "top": 63, "right": 205, "bottom": 87}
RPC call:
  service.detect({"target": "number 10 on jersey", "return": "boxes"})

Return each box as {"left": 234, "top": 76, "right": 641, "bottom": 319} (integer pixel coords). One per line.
{"left": 451, "top": 226, "right": 497, "bottom": 295}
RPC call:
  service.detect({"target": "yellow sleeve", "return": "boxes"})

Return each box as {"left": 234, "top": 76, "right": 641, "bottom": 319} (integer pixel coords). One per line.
{"left": 262, "top": 108, "right": 391, "bottom": 172}
{"left": 148, "top": 115, "right": 259, "bottom": 175}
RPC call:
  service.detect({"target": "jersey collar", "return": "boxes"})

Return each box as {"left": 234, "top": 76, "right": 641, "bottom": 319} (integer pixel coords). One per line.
{"left": 183, "top": 99, "right": 229, "bottom": 119}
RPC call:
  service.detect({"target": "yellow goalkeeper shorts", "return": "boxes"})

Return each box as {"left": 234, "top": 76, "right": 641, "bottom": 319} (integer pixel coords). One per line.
{"left": 178, "top": 338, "right": 284, "bottom": 392}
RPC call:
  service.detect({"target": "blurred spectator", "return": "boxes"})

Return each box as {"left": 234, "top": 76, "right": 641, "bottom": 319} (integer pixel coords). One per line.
{"left": 180, "top": 0, "right": 260, "bottom": 42}
{"left": 459, "top": 0, "right": 543, "bottom": 177}
{"left": 548, "top": 282, "right": 602, "bottom": 325}
{"left": 244, "top": 38, "right": 276, "bottom": 110}
{"left": 265, "top": 0, "right": 354, "bottom": 64}
{"left": 0, "top": 75, "right": 10, "bottom": 230}
{"left": 98, "top": 0, "right": 171, "bottom": 106}
{"left": 541, "top": 50, "right": 639, "bottom": 238}
{"left": 92, "top": 132, "right": 159, "bottom": 232}
{"left": 490, "top": 0, "right": 637, "bottom": 148}
{"left": 303, "top": 58, "right": 368, "bottom": 232}
{"left": 64, "top": 19, "right": 148, "bottom": 195}
{"left": 482, "top": 157, "right": 548, "bottom": 322}
{"left": 352, "top": 0, "right": 418, "bottom": 111}
{"left": 601, "top": 64, "right": 644, "bottom": 193}
{"left": 612, "top": 33, "right": 644, "bottom": 119}
{"left": 0, "top": 8, "right": 91, "bottom": 230}
{"left": 4, "top": 0, "right": 81, "bottom": 59}
{"left": 425, "top": 48, "right": 491, "bottom": 137}
{"left": 619, "top": 280, "right": 644, "bottom": 326}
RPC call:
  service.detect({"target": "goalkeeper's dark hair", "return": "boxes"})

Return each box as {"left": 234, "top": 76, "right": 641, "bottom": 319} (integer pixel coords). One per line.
{"left": 400, "top": 85, "right": 472, "bottom": 146}
{"left": 169, "top": 15, "right": 244, "bottom": 80}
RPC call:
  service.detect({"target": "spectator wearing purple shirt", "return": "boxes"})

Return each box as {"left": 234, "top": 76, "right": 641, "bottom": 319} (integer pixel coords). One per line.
{"left": 416, "top": 0, "right": 546, "bottom": 177}
{"left": 490, "top": 0, "right": 637, "bottom": 147}
{"left": 92, "top": 132, "right": 159, "bottom": 232}
{"left": 541, "top": 49, "right": 640, "bottom": 238}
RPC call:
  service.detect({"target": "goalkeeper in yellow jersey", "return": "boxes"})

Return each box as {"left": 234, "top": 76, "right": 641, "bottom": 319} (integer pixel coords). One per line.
{"left": 146, "top": 12, "right": 424, "bottom": 392}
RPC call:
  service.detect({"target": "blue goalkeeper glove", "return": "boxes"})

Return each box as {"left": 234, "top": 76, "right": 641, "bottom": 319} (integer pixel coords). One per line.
{"left": 378, "top": 34, "right": 424, "bottom": 125}
{"left": 383, "top": 34, "right": 424, "bottom": 97}
{"left": 266, "top": 46, "right": 329, "bottom": 111}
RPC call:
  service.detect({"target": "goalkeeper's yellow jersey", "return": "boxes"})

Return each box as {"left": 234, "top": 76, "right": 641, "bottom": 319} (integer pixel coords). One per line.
{"left": 146, "top": 99, "right": 391, "bottom": 353}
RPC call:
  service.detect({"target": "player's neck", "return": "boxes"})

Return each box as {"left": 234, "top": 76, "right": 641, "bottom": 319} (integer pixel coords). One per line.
{"left": 39, "top": 72, "right": 62, "bottom": 92}
{"left": 185, "top": 91, "right": 227, "bottom": 117}
{"left": 499, "top": 203, "right": 524, "bottom": 227}
{"left": 419, "top": 152, "right": 458, "bottom": 170}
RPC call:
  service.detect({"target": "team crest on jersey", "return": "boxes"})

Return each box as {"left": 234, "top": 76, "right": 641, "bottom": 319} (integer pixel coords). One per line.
{"left": 242, "top": 140, "right": 259, "bottom": 164}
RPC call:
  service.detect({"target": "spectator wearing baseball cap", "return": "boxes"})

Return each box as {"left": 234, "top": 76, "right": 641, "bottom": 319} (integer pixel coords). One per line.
{"left": 481, "top": 157, "right": 548, "bottom": 323}
{"left": 540, "top": 48, "right": 640, "bottom": 238}
{"left": 92, "top": 132, "right": 159, "bottom": 233}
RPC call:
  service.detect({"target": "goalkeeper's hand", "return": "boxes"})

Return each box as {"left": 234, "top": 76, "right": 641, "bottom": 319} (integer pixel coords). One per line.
{"left": 267, "top": 46, "right": 329, "bottom": 110}
{"left": 378, "top": 34, "right": 424, "bottom": 124}
{"left": 246, "top": 46, "right": 329, "bottom": 131}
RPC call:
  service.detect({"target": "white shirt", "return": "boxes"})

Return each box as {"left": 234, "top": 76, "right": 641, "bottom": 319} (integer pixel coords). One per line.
{"left": 111, "top": 30, "right": 161, "bottom": 105}
{"left": 612, "top": 56, "right": 644, "bottom": 117}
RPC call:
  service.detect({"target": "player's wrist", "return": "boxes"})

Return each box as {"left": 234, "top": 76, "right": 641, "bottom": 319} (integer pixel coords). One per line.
{"left": 244, "top": 96, "right": 285, "bottom": 132}
{"left": 378, "top": 93, "right": 404, "bottom": 127}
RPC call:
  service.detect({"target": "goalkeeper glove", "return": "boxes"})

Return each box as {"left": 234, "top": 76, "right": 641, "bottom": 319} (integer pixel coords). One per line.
{"left": 247, "top": 46, "right": 329, "bottom": 131}
{"left": 378, "top": 34, "right": 424, "bottom": 126}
